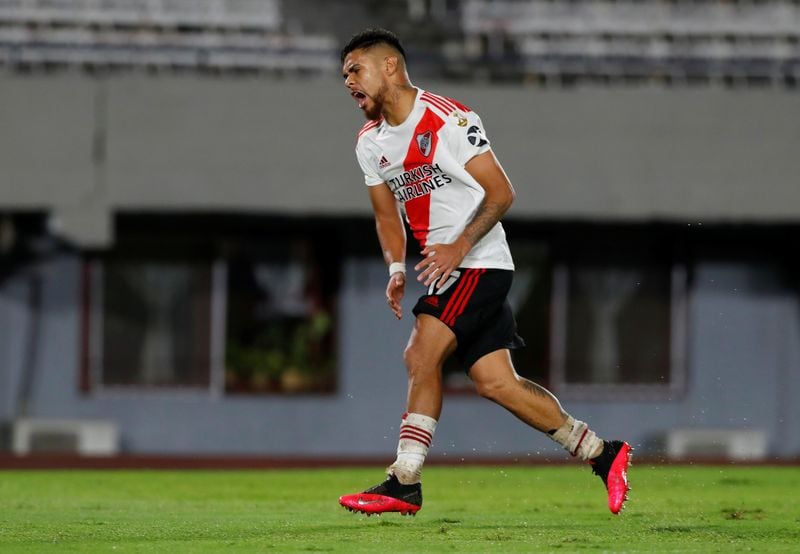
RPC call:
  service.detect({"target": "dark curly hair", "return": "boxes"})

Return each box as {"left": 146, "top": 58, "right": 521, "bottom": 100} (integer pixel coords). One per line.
{"left": 340, "top": 28, "right": 406, "bottom": 64}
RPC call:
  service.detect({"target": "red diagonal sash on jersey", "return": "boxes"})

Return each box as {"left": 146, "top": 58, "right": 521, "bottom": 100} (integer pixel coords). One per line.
{"left": 402, "top": 108, "right": 445, "bottom": 249}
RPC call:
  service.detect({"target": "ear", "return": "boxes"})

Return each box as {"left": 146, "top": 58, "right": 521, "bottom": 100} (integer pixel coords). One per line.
{"left": 384, "top": 55, "right": 399, "bottom": 76}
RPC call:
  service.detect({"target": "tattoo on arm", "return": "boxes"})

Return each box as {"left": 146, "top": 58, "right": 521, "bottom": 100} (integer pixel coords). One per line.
{"left": 463, "top": 200, "right": 507, "bottom": 247}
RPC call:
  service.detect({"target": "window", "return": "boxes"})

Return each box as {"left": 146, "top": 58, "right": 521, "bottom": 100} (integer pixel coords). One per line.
{"left": 82, "top": 215, "right": 340, "bottom": 395}
{"left": 98, "top": 259, "right": 212, "bottom": 387}
{"left": 224, "top": 236, "right": 337, "bottom": 394}
{"left": 440, "top": 224, "right": 687, "bottom": 399}
{"left": 84, "top": 234, "right": 216, "bottom": 391}
{"left": 549, "top": 228, "right": 687, "bottom": 399}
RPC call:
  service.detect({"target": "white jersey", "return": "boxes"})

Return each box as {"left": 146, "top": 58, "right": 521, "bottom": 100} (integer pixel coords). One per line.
{"left": 355, "top": 88, "right": 514, "bottom": 270}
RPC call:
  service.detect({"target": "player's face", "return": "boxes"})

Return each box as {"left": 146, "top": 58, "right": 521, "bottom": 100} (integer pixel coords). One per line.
{"left": 342, "top": 49, "right": 388, "bottom": 121}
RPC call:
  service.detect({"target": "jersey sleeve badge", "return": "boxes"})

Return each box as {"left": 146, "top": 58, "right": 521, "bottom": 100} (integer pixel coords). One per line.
{"left": 467, "top": 125, "right": 488, "bottom": 147}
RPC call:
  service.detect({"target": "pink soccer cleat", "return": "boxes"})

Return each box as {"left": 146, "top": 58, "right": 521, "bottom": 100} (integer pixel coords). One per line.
{"left": 339, "top": 474, "right": 422, "bottom": 516}
{"left": 590, "top": 440, "right": 632, "bottom": 514}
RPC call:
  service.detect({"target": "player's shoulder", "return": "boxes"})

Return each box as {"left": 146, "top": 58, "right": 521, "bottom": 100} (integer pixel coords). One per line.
{"left": 420, "top": 90, "right": 483, "bottom": 131}
{"left": 419, "top": 90, "right": 473, "bottom": 117}
{"left": 356, "top": 118, "right": 383, "bottom": 143}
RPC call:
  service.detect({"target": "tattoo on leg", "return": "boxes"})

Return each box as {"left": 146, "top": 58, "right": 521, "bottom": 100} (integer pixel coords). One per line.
{"left": 521, "top": 378, "right": 552, "bottom": 400}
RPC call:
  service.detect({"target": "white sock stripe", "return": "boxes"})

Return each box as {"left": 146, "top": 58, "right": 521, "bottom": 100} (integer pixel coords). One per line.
{"left": 401, "top": 423, "right": 433, "bottom": 441}
{"left": 400, "top": 425, "right": 433, "bottom": 438}
{"left": 399, "top": 432, "right": 432, "bottom": 448}
{"left": 549, "top": 415, "right": 601, "bottom": 460}
{"left": 570, "top": 428, "right": 589, "bottom": 457}
{"left": 400, "top": 425, "right": 432, "bottom": 438}
{"left": 567, "top": 419, "right": 588, "bottom": 450}
{"left": 391, "top": 413, "right": 437, "bottom": 485}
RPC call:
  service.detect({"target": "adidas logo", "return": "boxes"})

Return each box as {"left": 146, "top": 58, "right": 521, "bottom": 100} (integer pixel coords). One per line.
{"left": 423, "top": 296, "right": 439, "bottom": 308}
{"left": 379, "top": 155, "right": 391, "bottom": 168}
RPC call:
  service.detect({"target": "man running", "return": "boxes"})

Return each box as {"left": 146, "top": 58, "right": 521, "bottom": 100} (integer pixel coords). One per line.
{"left": 338, "top": 28, "right": 631, "bottom": 516}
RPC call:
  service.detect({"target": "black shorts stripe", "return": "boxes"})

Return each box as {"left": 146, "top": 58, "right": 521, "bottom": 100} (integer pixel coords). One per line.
{"left": 444, "top": 268, "right": 484, "bottom": 326}
{"left": 440, "top": 268, "right": 475, "bottom": 323}
{"left": 412, "top": 268, "right": 525, "bottom": 372}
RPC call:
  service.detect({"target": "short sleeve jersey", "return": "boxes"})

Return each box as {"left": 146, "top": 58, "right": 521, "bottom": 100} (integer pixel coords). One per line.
{"left": 355, "top": 88, "right": 514, "bottom": 270}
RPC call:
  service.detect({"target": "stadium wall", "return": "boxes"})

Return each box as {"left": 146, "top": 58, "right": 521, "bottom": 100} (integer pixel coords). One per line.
{"left": 0, "top": 252, "right": 798, "bottom": 459}
{"left": 1, "top": 74, "right": 799, "bottom": 459}
{"left": 1, "top": 74, "right": 799, "bottom": 245}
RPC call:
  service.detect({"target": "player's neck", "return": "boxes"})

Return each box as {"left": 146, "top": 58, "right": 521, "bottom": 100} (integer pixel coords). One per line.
{"left": 381, "top": 83, "right": 417, "bottom": 126}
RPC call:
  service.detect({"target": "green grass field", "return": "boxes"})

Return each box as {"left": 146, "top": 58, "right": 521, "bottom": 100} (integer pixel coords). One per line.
{"left": 1, "top": 465, "right": 798, "bottom": 552}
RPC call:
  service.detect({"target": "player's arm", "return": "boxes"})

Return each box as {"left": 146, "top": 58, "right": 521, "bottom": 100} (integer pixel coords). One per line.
{"left": 460, "top": 149, "right": 516, "bottom": 250}
{"left": 369, "top": 183, "right": 407, "bottom": 319}
{"left": 416, "top": 150, "right": 515, "bottom": 287}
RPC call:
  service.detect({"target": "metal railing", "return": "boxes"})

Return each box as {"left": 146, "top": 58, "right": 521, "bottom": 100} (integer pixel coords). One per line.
{"left": 0, "top": 0, "right": 337, "bottom": 74}
{"left": 0, "top": 0, "right": 282, "bottom": 30}
{"left": 459, "top": 0, "right": 800, "bottom": 84}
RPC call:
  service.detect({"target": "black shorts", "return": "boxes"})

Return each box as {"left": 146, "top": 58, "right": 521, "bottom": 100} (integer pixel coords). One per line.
{"left": 412, "top": 268, "right": 525, "bottom": 372}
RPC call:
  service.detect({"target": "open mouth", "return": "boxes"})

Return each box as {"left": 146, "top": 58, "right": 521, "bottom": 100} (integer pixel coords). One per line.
{"left": 351, "top": 90, "right": 368, "bottom": 109}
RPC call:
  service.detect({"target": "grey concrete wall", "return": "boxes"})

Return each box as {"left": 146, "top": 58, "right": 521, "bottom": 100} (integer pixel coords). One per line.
{"left": 0, "top": 75, "right": 96, "bottom": 208}
{"left": 2, "top": 72, "right": 798, "bottom": 458}
{"left": 1, "top": 74, "right": 799, "bottom": 246}
{"left": 1, "top": 253, "right": 798, "bottom": 459}
{"left": 464, "top": 86, "right": 800, "bottom": 221}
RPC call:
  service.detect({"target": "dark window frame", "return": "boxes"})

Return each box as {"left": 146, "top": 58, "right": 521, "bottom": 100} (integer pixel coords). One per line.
{"left": 78, "top": 214, "right": 346, "bottom": 396}
{"left": 550, "top": 262, "right": 689, "bottom": 401}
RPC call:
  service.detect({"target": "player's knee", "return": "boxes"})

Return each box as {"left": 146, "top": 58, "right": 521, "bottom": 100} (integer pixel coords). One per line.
{"left": 472, "top": 373, "right": 510, "bottom": 402}
{"left": 403, "top": 346, "right": 423, "bottom": 376}
{"left": 403, "top": 346, "right": 435, "bottom": 382}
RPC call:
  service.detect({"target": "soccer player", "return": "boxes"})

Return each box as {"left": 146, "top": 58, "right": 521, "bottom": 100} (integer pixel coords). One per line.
{"left": 338, "top": 28, "right": 631, "bottom": 516}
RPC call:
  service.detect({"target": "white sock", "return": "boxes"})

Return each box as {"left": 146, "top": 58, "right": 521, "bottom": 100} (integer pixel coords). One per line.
{"left": 548, "top": 415, "right": 604, "bottom": 461}
{"left": 388, "top": 412, "right": 437, "bottom": 485}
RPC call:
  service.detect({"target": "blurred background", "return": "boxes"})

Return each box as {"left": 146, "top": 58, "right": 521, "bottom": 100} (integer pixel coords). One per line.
{"left": 0, "top": 0, "right": 798, "bottom": 464}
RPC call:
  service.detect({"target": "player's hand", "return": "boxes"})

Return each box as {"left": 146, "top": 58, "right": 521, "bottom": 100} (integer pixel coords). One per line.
{"left": 386, "top": 272, "right": 406, "bottom": 319}
{"left": 416, "top": 238, "right": 471, "bottom": 288}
